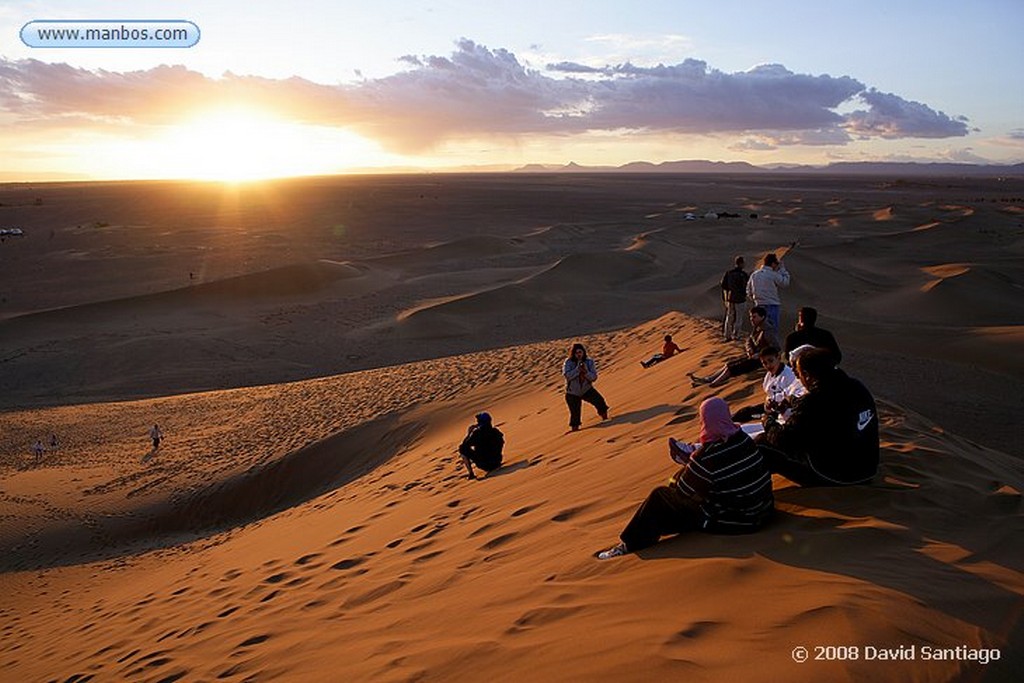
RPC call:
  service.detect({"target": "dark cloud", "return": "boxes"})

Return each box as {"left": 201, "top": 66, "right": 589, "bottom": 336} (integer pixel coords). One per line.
{"left": 0, "top": 41, "right": 972, "bottom": 152}
{"left": 843, "top": 89, "right": 970, "bottom": 139}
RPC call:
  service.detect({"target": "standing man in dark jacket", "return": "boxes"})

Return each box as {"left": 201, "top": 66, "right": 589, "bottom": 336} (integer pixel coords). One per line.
{"left": 721, "top": 256, "right": 749, "bottom": 341}
{"left": 459, "top": 412, "right": 504, "bottom": 479}
{"left": 759, "top": 348, "right": 878, "bottom": 486}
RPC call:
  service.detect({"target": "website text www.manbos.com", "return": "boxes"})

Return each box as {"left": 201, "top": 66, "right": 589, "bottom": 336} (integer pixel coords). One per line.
{"left": 39, "top": 25, "right": 187, "bottom": 41}
{"left": 21, "top": 21, "right": 200, "bottom": 48}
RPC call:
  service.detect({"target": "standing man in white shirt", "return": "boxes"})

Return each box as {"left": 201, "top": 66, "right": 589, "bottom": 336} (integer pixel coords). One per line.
{"left": 746, "top": 252, "right": 790, "bottom": 332}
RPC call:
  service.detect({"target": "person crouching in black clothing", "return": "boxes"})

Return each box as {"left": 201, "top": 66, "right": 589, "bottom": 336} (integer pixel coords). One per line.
{"left": 459, "top": 412, "right": 504, "bottom": 480}
{"left": 759, "top": 347, "right": 878, "bottom": 486}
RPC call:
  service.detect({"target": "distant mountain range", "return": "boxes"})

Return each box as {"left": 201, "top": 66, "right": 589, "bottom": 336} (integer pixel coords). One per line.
{"left": 514, "top": 159, "right": 1024, "bottom": 176}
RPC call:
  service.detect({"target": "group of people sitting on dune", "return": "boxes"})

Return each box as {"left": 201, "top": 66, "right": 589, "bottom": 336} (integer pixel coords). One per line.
{"left": 455, "top": 250, "right": 879, "bottom": 560}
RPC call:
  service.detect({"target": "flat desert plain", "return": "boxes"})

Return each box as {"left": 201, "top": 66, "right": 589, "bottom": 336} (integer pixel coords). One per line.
{"left": 0, "top": 173, "right": 1022, "bottom": 682}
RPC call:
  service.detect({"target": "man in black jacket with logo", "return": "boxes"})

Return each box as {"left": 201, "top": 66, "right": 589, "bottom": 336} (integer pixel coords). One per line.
{"left": 759, "top": 347, "right": 878, "bottom": 486}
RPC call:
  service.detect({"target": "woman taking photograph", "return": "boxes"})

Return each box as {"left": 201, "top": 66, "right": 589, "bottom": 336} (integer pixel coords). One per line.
{"left": 562, "top": 342, "right": 610, "bottom": 432}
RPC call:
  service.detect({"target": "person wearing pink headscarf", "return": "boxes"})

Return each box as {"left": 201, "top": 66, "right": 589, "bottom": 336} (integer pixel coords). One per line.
{"left": 596, "top": 398, "right": 774, "bottom": 559}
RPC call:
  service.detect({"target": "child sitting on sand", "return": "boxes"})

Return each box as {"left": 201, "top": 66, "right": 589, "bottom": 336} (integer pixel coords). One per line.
{"left": 641, "top": 334, "right": 682, "bottom": 368}
{"left": 458, "top": 412, "right": 504, "bottom": 480}
{"left": 730, "top": 346, "right": 805, "bottom": 424}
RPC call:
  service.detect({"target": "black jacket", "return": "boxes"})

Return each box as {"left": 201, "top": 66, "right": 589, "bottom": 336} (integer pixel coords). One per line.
{"left": 784, "top": 326, "right": 842, "bottom": 364}
{"left": 762, "top": 369, "right": 878, "bottom": 484}
{"left": 721, "top": 267, "right": 749, "bottom": 303}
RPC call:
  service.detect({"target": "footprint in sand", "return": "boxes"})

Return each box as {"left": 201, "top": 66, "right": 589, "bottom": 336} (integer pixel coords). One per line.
{"left": 550, "top": 503, "right": 595, "bottom": 522}
{"left": 511, "top": 504, "right": 540, "bottom": 517}
{"left": 238, "top": 634, "right": 270, "bottom": 648}
{"left": 481, "top": 533, "right": 517, "bottom": 550}
{"left": 468, "top": 522, "right": 496, "bottom": 538}
{"left": 413, "top": 550, "right": 444, "bottom": 563}
{"left": 264, "top": 572, "right": 290, "bottom": 584}
{"left": 506, "top": 606, "right": 584, "bottom": 634}
{"left": 403, "top": 540, "right": 437, "bottom": 555}
{"left": 421, "top": 522, "right": 448, "bottom": 538}
{"left": 343, "top": 580, "right": 407, "bottom": 608}
{"left": 665, "top": 620, "right": 721, "bottom": 643}
{"left": 386, "top": 538, "right": 403, "bottom": 549}
{"left": 294, "top": 553, "right": 323, "bottom": 566}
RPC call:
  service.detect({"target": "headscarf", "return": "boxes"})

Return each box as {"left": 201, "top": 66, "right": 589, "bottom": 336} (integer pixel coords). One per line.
{"left": 699, "top": 397, "right": 740, "bottom": 444}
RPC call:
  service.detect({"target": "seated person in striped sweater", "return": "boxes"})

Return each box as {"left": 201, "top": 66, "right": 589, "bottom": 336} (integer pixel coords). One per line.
{"left": 596, "top": 397, "right": 774, "bottom": 559}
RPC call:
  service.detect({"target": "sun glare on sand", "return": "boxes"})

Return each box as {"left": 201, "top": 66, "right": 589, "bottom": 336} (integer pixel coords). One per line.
{"left": 146, "top": 108, "right": 381, "bottom": 181}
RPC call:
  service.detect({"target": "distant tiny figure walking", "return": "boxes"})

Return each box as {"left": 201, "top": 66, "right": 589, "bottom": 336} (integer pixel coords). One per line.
{"left": 747, "top": 252, "right": 790, "bottom": 332}
{"left": 458, "top": 412, "right": 504, "bottom": 480}
{"left": 721, "top": 255, "right": 749, "bottom": 341}
{"left": 149, "top": 424, "right": 163, "bottom": 451}
{"left": 32, "top": 439, "right": 45, "bottom": 465}
{"left": 562, "top": 343, "right": 610, "bottom": 432}
{"left": 49, "top": 433, "right": 59, "bottom": 452}
{"left": 641, "top": 334, "right": 682, "bottom": 369}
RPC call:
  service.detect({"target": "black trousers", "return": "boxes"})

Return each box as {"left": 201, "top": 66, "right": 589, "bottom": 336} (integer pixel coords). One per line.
{"left": 731, "top": 404, "right": 764, "bottom": 423}
{"left": 757, "top": 444, "right": 831, "bottom": 486}
{"left": 619, "top": 485, "right": 702, "bottom": 552}
{"left": 564, "top": 388, "right": 608, "bottom": 428}
{"left": 458, "top": 443, "right": 502, "bottom": 472}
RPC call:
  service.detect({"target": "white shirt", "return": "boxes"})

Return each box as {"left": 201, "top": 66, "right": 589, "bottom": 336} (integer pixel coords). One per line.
{"left": 763, "top": 364, "right": 804, "bottom": 405}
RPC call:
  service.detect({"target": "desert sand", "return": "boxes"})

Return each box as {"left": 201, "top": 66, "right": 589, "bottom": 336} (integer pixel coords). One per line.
{"left": 1, "top": 173, "right": 1022, "bottom": 681}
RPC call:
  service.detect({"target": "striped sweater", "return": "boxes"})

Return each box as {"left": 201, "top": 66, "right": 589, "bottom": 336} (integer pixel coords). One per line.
{"left": 675, "top": 430, "right": 774, "bottom": 531}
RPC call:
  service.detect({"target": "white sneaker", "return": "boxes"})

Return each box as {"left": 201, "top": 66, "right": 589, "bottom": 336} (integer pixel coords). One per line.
{"left": 596, "top": 543, "right": 628, "bottom": 560}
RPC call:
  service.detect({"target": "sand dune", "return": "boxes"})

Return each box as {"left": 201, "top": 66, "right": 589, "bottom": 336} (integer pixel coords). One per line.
{"left": 1, "top": 174, "right": 1022, "bottom": 680}
{"left": 1, "top": 312, "right": 1021, "bottom": 682}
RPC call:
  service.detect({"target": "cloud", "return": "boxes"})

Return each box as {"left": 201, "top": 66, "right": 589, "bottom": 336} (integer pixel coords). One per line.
{"left": 730, "top": 138, "right": 778, "bottom": 152}
{"left": 730, "top": 128, "right": 852, "bottom": 151}
{"left": 0, "top": 40, "right": 973, "bottom": 153}
{"left": 843, "top": 89, "right": 970, "bottom": 139}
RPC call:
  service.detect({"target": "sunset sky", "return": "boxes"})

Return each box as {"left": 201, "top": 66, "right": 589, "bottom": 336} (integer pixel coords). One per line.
{"left": 1, "top": 0, "right": 1022, "bottom": 181}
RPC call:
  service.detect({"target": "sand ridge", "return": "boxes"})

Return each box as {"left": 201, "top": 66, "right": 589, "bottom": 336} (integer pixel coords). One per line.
{"left": 1, "top": 312, "right": 1021, "bottom": 682}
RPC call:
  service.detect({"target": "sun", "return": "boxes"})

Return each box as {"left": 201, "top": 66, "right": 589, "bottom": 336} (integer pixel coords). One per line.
{"left": 79, "top": 106, "right": 395, "bottom": 181}
{"left": 162, "top": 107, "right": 316, "bottom": 181}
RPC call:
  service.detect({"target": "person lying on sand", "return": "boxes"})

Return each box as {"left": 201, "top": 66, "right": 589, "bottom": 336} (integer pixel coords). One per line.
{"left": 458, "top": 412, "right": 504, "bottom": 480}
{"left": 757, "top": 347, "right": 878, "bottom": 486}
{"left": 730, "top": 346, "right": 805, "bottom": 423}
{"left": 640, "top": 334, "right": 682, "bottom": 369}
{"left": 596, "top": 398, "right": 774, "bottom": 559}
{"left": 689, "top": 306, "right": 780, "bottom": 388}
